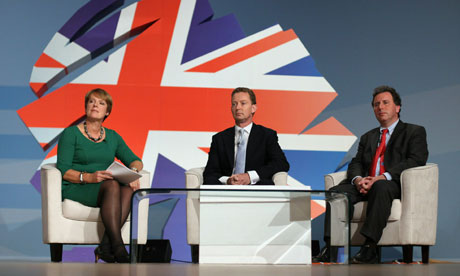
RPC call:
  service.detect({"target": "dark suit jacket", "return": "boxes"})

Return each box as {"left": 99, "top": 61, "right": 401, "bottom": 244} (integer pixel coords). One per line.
{"left": 344, "top": 120, "right": 428, "bottom": 185}
{"left": 203, "top": 123, "right": 290, "bottom": 185}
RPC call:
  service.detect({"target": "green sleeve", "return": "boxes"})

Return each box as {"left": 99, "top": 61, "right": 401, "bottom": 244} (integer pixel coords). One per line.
{"left": 56, "top": 127, "right": 76, "bottom": 176}
{"left": 114, "top": 131, "right": 141, "bottom": 166}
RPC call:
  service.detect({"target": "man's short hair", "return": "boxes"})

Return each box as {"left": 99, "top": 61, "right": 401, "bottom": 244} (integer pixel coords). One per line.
{"left": 231, "top": 87, "right": 257, "bottom": 104}
{"left": 372, "top": 85, "right": 402, "bottom": 117}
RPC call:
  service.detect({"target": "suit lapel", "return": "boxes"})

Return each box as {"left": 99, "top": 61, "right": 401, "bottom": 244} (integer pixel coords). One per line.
{"left": 246, "top": 123, "right": 260, "bottom": 167}
{"left": 223, "top": 127, "right": 235, "bottom": 167}
{"left": 386, "top": 120, "right": 405, "bottom": 149}
{"left": 369, "top": 127, "right": 380, "bottom": 157}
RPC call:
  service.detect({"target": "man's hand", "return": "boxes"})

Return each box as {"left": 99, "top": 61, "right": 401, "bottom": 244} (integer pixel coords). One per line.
{"left": 355, "top": 175, "right": 387, "bottom": 194}
{"left": 354, "top": 177, "right": 368, "bottom": 194}
{"left": 227, "top": 173, "right": 251, "bottom": 185}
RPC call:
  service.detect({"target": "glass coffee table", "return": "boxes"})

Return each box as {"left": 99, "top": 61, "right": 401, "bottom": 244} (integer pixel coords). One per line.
{"left": 129, "top": 186, "right": 350, "bottom": 264}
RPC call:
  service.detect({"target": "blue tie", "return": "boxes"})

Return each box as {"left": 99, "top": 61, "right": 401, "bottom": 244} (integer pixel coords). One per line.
{"left": 234, "top": 129, "right": 246, "bottom": 174}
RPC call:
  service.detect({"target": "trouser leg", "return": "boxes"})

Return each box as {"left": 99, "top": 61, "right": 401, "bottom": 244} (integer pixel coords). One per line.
{"left": 360, "top": 180, "right": 400, "bottom": 242}
{"left": 324, "top": 184, "right": 362, "bottom": 240}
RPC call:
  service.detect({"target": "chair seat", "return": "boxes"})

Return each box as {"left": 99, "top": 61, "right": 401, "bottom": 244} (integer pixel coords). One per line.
{"left": 62, "top": 199, "right": 132, "bottom": 222}
{"left": 351, "top": 199, "right": 401, "bottom": 222}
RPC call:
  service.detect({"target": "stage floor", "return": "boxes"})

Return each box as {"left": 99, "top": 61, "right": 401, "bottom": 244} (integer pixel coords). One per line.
{"left": 1, "top": 262, "right": 460, "bottom": 276}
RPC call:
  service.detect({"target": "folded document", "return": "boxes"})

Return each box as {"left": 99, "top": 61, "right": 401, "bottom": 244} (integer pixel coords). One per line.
{"left": 106, "top": 161, "right": 142, "bottom": 184}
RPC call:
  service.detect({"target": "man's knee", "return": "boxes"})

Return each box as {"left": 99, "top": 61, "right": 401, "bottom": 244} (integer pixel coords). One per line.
{"left": 371, "top": 180, "right": 391, "bottom": 191}
{"left": 329, "top": 183, "right": 355, "bottom": 193}
{"left": 369, "top": 180, "right": 400, "bottom": 197}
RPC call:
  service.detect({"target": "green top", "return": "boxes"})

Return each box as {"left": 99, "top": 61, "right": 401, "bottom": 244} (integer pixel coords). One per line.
{"left": 57, "top": 125, "right": 141, "bottom": 185}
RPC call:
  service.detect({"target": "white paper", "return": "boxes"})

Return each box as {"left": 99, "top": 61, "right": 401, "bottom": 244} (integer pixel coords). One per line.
{"left": 106, "top": 161, "right": 142, "bottom": 185}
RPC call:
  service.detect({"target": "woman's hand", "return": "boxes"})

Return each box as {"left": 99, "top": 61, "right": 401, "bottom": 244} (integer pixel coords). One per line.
{"left": 129, "top": 179, "right": 140, "bottom": 191}
{"left": 86, "top": 170, "right": 113, "bottom": 183}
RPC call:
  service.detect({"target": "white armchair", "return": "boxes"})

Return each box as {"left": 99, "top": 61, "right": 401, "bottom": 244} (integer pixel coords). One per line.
{"left": 325, "top": 163, "right": 438, "bottom": 263}
{"left": 40, "top": 163, "right": 150, "bottom": 262}
{"left": 185, "top": 167, "right": 290, "bottom": 263}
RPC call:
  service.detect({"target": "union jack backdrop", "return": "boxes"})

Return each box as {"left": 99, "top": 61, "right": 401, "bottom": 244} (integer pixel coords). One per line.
{"left": 17, "top": 0, "right": 356, "bottom": 261}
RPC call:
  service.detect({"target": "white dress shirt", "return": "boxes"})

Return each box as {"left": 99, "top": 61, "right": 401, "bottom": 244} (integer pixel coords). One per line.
{"left": 352, "top": 119, "right": 399, "bottom": 184}
{"left": 219, "top": 123, "right": 260, "bottom": 185}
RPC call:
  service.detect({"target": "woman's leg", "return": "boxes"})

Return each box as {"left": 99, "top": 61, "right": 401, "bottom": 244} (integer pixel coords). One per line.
{"left": 119, "top": 185, "right": 133, "bottom": 227}
{"left": 97, "top": 180, "right": 124, "bottom": 252}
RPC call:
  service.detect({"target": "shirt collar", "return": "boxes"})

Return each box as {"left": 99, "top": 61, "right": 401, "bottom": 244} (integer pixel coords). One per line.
{"left": 235, "top": 122, "right": 253, "bottom": 135}
{"left": 380, "top": 119, "right": 399, "bottom": 135}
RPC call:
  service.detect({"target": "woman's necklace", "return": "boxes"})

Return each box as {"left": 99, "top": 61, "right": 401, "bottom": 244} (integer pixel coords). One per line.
{"left": 84, "top": 121, "right": 104, "bottom": 142}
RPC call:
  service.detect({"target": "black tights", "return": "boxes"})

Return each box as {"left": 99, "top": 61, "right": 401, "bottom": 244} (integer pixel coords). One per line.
{"left": 97, "top": 180, "right": 133, "bottom": 253}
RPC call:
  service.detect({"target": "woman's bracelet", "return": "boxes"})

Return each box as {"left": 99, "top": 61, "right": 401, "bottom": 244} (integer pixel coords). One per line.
{"left": 79, "top": 171, "right": 86, "bottom": 184}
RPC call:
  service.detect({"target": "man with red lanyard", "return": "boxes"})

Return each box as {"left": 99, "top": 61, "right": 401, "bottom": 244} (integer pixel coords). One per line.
{"left": 313, "top": 85, "right": 429, "bottom": 264}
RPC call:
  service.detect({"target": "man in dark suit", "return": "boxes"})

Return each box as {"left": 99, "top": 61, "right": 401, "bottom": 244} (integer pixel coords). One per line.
{"left": 203, "top": 87, "right": 289, "bottom": 185}
{"left": 313, "top": 85, "right": 428, "bottom": 264}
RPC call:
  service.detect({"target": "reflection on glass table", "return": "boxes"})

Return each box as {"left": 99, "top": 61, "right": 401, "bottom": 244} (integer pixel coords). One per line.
{"left": 129, "top": 187, "right": 349, "bottom": 264}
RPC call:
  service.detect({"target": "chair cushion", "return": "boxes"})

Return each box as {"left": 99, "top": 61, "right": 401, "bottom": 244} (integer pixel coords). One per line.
{"left": 62, "top": 199, "right": 131, "bottom": 222}
{"left": 62, "top": 199, "right": 102, "bottom": 221}
{"left": 351, "top": 199, "right": 401, "bottom": 222}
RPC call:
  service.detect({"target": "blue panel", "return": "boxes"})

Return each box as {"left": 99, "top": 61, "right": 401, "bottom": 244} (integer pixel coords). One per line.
{"left": 0, "top": 184, "right": 41, "bottom": 209}
{"left": 147, "top": 198, "right": 179, "bottom": 239}
{"left": 152, "top": 154, "right": 186, "bottom": 188}
{"left": 182, "top": 0, "right": 245, "bottom": 63}
{"left": 266, "top": 56, "right": 322, "bottom": 77}
{"left": 283, "top": 150, "right": 347, "bottom": 190}
{"left": 151, "top": 154, "right": 191, "bottom": 262}
{"left": 0, "top": 217, "right": 49, "bottom": 257}
{"left": 0, "top": 110, "right": 32, "bottom": 135}
{"left": 0, "top": 135, "right": 46, "bottom": 159}
{"left": 0, "top": 86, "right": 38, "bottom": 109}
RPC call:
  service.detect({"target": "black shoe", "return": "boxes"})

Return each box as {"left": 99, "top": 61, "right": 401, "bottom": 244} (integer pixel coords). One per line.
{"left": 94, "top": 233, "right": 115, "bottom": 263}
{"left": 352, "top": 245, "right": 379, "bottom": 264}
{"left": 113, "top": 245, "right": 130, "bottom": 263}
{"left": 94, "top": 246, "right": 115, "bottom": 263}
{"left": 312, "top": 246, "right": 338, "bottom": 263}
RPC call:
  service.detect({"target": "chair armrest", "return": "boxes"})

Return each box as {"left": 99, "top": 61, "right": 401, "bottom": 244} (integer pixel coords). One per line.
{"left": 399, "top": 163, "right": 438, "bottom": 243}
{"left": 139, "top": 170, "right": 151, "bottom": 189}
{"left": 324, "top": 171, "right": 347, "bottom": 190}
{"left": 401, "top": 163, "right": 439, "bottom": 211}
{"left": 41, "top": 163, "right": 63, "bottom": 214}
{"left": 185, "top": 167, "right": 205, "bottom": 188}
{"left": 273, "top": 171, "right": 288, "bottom": 186}
{"left": 136, "top": 170, "right": 150, "bottom": 244}
{"left": 40, "top": 163, "right": 64, "bottom": 243}
{"left": 185, "top": 167, "right": 204, "bottom": 245}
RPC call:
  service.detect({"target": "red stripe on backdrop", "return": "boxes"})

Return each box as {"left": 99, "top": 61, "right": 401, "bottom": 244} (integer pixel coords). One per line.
{"left": 18, "top": 84, "right": 336, "bottom": 157}
{"left": 29, "top": 82, "right": 49, "bottom": 97}
{"left": 118, "top": 0, "right": 180, "bottom": 85}
{"left": 17, "top": 84, "right": 90, "bottom": 128}
{"left": 187, "top": 29, "right": 298, "bottom": 73}
{"left": 254, "top": 89, "right": 337, "bottom": 134}
{"left": 199, "top": 147, "right": 210, "bottom": 154}
{"left": 35, "top": 53, "right": 66, "bottom": 68}
{"left": 311, "top": 200, "right": 326, "bottom": 220}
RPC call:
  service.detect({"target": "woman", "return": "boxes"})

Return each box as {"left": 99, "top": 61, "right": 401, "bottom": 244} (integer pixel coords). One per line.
{"left": 57, "top": 88, "right": 143, "bottom": 263}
